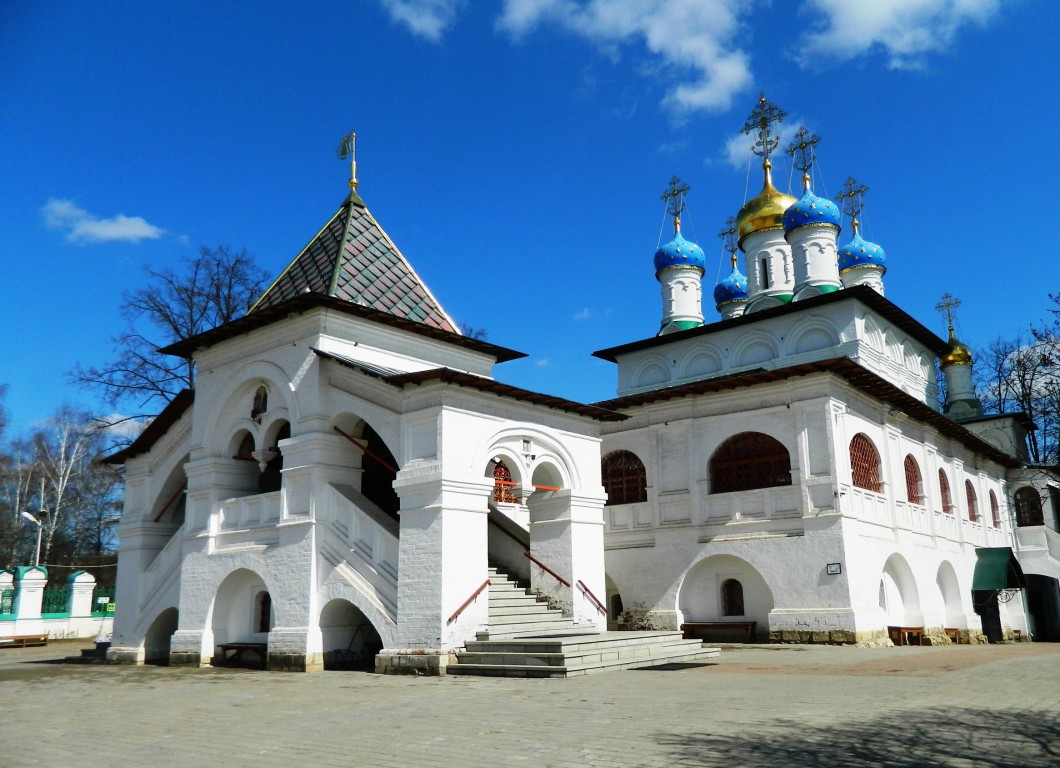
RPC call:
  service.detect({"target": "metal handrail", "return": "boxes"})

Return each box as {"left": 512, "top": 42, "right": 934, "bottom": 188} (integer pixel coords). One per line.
{"left": 577, "top": 580, "right": 607, "bottom": 614}
{"left": 523, "top": 551, "right": 571, "bottom": 587}
{"left": 447, "top": 579, "right": 490, "bottom": 625}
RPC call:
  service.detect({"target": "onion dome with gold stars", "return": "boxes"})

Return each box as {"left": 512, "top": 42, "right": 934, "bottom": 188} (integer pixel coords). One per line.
{"left": 713, "top": 263, "right": 748, "bottom": 307}
{"left": 654, "top": 231, "right": 705, "bottom": 276}
{"left": 837, "top": 233, "right": 886, "bottom": 274}
{"left": 783, "top": 188, "right": 841, "bottom": 233}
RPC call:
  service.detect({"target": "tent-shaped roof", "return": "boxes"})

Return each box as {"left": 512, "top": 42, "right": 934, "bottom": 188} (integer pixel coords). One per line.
{"left": 251, "top": 191, "right": 459, "bottom": 333}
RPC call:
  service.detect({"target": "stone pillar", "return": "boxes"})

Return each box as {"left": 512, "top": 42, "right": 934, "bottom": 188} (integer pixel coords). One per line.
{"left": 13, "top": 566, "right": 47, "bottom": 637}
{"left": 377, "top": 460, "right": 491, "bottom": 675}
{"left": 528, "top": 489, "right": 607, "bottom": 630}
{"left": 67, "top": 570, "right": 96, "bottom": 616}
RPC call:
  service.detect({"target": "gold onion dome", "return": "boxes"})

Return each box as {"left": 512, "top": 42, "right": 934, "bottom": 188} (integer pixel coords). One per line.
{"left": 735, "top": 161, "right": 797, "bottom": 248}
{"left": 941, "top": 328, "right": 973, "bottom": 367}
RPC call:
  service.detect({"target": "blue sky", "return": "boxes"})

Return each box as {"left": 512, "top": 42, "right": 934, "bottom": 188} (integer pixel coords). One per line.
{"left": 1, "top": 0, "right": 1056, "bottom": 436}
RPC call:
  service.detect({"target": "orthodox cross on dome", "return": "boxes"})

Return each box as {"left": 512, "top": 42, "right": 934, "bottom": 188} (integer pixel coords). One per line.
{"left": 718, "top": 216, "right": 738, "bottom": 269}
{"left": 337, "top": 130, "right": 358, "bottom": 191}
{"left": 786, "top": 127, "right": 821, "bottom": 191}
{"left": 836, "top": 176, "right": 869, "bottom": 235}
{"left": 935, "top": 292, "right": 962, "bottom": 333}
{"left": 742, "top": 94, "right": 787, "bottom": 166}
{"left": 661, "top": 175, "right": 691, "bottom": 233}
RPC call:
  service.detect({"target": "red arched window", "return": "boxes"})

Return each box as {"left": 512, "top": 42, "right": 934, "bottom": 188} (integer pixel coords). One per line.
{"left": 903, "top": 455, "right": 924, "bottom": 505}
{"left": 965, "top": 480, "right": 979, "bottom": 522}
{"left": 849, "top": 434, "right": 883, "bottom": 493}
{"left": 939, "top": 470, "right": 953, "bottom": 514}
{"left": 989, "top": 490, "right": 1001, "bottom": 528}
{"left": 492, "top": 460, "right": 519, "bottom": 504}
{"left": 709, "top": 432, "right": 791, "bottom": 494}
{"left": 601, "top": 450, "right": 647, "bottom": 506}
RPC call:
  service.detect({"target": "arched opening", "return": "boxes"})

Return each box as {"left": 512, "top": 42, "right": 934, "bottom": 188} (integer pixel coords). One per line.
{"left": 259, "top": 422, "right": 290, "bottom": 494}
{"left": 990, "top": 490, "right": 1001, "bottom": 528}
{"left": 319, "top": 598, "right": 383, "bottom": 671}
{"left": 360, "top": 424, "right": 399, "bottom": 518}
{"left": 939, "top": 470, "right": 954, "bottom": 514}
{"left": 492, "top": 459, "right": 519, "bottom": 504}
{"left": 150, "top": 456, "right": 189, "bottom": 531}
{"left": 965, "top": 480, "right": 979, "bottom": 523}
{"left": 936, "top": 562, "right": 965, "bottom": 630}
{"left": 227, "top": 430, "right": 261, "bottom": 497}
{"left": 903, "top": 455, "right": 924, "bottom": 505}
{"left": 709, "top": 432, "right": 791, "bottom": 494}
{"left": 143, "top": 607, "right": 179, "bottom": 666}
{"left": 601, "top": 450, "right": 647, "bottom": 506}
{"left": 255, "top": 591, "right": 272, "bottom": 634}
{"left": 880, "top": 553, "right": 923, "bottom": 630}
{"left": 210, "top": 568, "right": 271, "bottom": 669}
{"left": 678, "top": 555, "right": 774, "bottom": 641}
{"left": 849, "top": 433, "right": 882, "bottom": 493}
{"left": 1015, "top": 487, "right": 1044, "bottom": 527}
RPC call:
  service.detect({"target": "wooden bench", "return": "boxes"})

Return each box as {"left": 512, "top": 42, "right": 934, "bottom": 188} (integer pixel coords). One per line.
{"left": 216, "top": 642, "right": 268, "bottom": 668}
{"left": 944, "top": 627, "right": 961, "bottom": 644}
{"left": 0, "top": 634, "right": 49, "bottom": 648}
{"left": 887, "top": 625, "right": 925, "bottom": 646}
{"left": 681, "top": 621, "right": 757, "bottom": 643}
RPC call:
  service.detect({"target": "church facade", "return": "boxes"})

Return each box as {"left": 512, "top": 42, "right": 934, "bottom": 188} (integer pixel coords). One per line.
{"left": 105, "top": 99, "right": 1059, "bottom": 673}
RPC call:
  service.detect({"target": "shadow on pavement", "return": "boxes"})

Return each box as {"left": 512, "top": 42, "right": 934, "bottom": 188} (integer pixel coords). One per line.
{"left": 657, "top": 708, "right": 1060, "bottom": 767}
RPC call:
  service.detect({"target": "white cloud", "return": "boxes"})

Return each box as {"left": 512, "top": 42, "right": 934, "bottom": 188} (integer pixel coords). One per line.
{"left": 798, "top": 0, "right": 1002, "bottom": 69}
{"left": 377, "top": 0, "right": 466, "bottom": 42}
{"left": 535, "top": 357, "right": 552, "bottom": 367}
{"left": 573, "top": 307, "right": 592, "bottom": 320}
{"left": 721, "top": 117, "right": 807, "bottom": 170}
{"left": 42, "top": 199, "right": 165, "bottom": 244}
{"left": 497, "top": 0, "right": 753, "bottom": 114}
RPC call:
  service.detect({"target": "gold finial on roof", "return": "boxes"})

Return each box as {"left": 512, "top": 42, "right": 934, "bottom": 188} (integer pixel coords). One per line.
{"left": 936, "top": 293, "right": 973, "bottom": 366}
{"left": 718, "top": 216, "right": 739, "bottom": 270}
{"left": 734, "top": 95, "right": 797, "bottom": 246}
{"left": 661, "top": 176, "right": 690, "bottom": 233}
{"left": 786, "top": 127, "right": 821, "bottom": 192}
{"left": 337, "top": 130, "right": 358, "bottom": 191}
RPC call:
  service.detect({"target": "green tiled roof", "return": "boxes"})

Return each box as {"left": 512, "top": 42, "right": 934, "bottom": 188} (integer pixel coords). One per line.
{"left": 251, "top": 193, "right": 458, "bottom": 333}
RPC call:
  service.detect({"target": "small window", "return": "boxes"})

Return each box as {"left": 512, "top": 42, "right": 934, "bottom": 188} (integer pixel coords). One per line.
{"left": 903, "top": 455, "right": 924, "bottom": 505}
{"left": 761, "top": 258, "right": 771, "bottom": 289}
{"left": 602, "top": 450, "right": 647, "bottom": 506}
{"left": 710, "top": 432, "right": 791, "bottom": 494}
{"left": 1014, "top": 487, "right": 1044, "bottom": 527}
{"left": 492, "top": 460, "right": 519, "bottom": 504}
{"left": 256, "top": 592, "right": 272, "bottom": 634}
{"left": 939, "top": 470, "right": 953, "bottom": 514}
{"left": 965, "top": 480, "right": 978, "bottom": 523}
{"left": 989, "top": 490, "right": 1000, "bottom": 528}
{"left": 849, "top": 434, "right": 883, "bottom": 493}
{"left": 251, "top": 385, "right": 268, "bottom": 422}
{"left": 721, "top": 579, "right": 744, "bottom": 617}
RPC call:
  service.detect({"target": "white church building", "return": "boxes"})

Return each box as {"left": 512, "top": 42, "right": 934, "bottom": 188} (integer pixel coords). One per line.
{"left": 105, "top": 99, "right": 1060, "bottom": 674}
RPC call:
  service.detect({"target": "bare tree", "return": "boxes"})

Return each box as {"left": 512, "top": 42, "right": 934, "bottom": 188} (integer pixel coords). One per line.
{"left": 33, "top": 408, "right": 98, "bottom": 563}
{"left": 74, "top": 245, "right": 268, "bottom": 418}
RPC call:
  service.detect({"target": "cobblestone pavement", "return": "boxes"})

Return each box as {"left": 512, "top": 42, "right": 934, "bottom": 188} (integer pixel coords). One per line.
{"left": 1, "top": 641, "right": 1058, "bottom": 767}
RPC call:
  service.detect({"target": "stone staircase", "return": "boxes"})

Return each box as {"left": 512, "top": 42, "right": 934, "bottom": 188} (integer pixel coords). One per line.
{"left": 448, "top": 568, "right": 719, "bottom": 677}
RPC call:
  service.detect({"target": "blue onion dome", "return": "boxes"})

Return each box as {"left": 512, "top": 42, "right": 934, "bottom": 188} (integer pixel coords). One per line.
{"left": 782, "top": 188, "right": 841, "bottom": 233}
{"left": 837, "top": 232, "right": 887, "bottom": 274}
{"left": 713, "top": 264, "right": 748, "bottom": 306}
{"left": 654, "top": 231, "right": 706, "bottom": 276}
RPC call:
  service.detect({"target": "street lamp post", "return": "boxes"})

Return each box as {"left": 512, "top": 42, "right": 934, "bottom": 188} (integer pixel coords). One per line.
{"left": 20, "top": 510, "right": 43, "bottom": 567}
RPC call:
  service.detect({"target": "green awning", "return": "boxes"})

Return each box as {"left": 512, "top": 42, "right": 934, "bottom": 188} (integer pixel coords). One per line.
{"left": 972, "top": 547, "right": 1026, "bottom": 591}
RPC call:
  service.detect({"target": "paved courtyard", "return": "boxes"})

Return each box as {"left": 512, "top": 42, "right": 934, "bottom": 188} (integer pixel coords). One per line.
{"left": 1, "top": 641, "right": 1058, "bottom": 767}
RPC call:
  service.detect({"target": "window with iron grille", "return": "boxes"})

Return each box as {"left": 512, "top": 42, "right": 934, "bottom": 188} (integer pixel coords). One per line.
{"left": 939, "top": 470, "right": 953, "bottom": 513}
{"left": 601, "top": 450, "right": 647, "bottom": 506}
{"left": 903, "top": 455, "right": 924, "bottom": 505}
{"left": 709, "top": 432, "right": 791, "bottom": 494}
{"left": 965, "top": 480, "right": 979, "bottom": 522}
{"left": 721, "top": 579, "right": 745, "bottom": 616}
{"left": 990, "top": 490, "right": 1001, "bottom": 528}
{"left": 492, "top": 460, "right": 519, "bottom": 504}
{"left": 1014, "top": 487, "right": 1044, "bottom": 527}
{"left": 849, "top": 433, "right": 883, "bottom": 493}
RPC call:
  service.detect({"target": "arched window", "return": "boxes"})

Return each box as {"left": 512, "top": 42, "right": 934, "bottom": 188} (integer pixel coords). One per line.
{"left": 234, "top": 433, "right": 255, "bottom": 460}
{"left": 939, "top": 470, "right": 953, "bottom": 514}
{"left": 1014, "top": 487, "right": 1044, "bottom": 527}
{"left": 965, "top": 480, "right": 979, "bottom": 523}
{"left": 903, "top": 455, "right": 924, "bottom": 505}
{"left": 710, "top": 432, "right": 791, "bottom": 494}
{"left": 492, "top": 460, "right": 519, "bottom": 504}
{"left": 849, "top": 434, "right": 882, "bottom": 493}
{"left": 989, "top": 490, "right": 1001, "bottom": 528}
{"left": 601, "top": 450, "right": 647, "bottom": 506}
{"left": 721, "top": 579, "right": 745, "bottom": 617}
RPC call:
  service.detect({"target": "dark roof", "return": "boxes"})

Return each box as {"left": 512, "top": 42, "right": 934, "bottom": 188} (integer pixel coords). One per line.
{"left": 161, "top": 291, "right": 526, "bottom": 363}
{"left": 101, "top": 389, "right": 195, "bottom": 464}
{"left": 593, "top": 285, "right": 949, "bottom": 362}
{"left": 251, "top": 193, "right": 458, "bottom": 332}
{"left": 594, "top": 357, "right": 1021, "bottom": 468}
{"left": 315, "top": 349, "right": 626, "bottom": 422}
{"left": 956, "top": 411, "right": 1037, "bottom": 430}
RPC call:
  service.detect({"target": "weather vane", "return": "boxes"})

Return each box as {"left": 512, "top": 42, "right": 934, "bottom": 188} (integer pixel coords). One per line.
{"left": 835, "top": 177, "right": 869, "bottom": 234}
{"left": 661, "top": 175, "right": 690, "bottom": 232}
{"left": 742, "top": 94, "right": 787, "bottom": 164}
{"left": 786, "top": 127, "right": 821, "bottom": 190}
{"left": 935, "top": 292, "right": 961, "bottom": 333}
{"left": 337, "top": 130, "right": 358, "bottom": 191}
{"left": 718, "top": 216, "right": 738, "bottom": 269}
